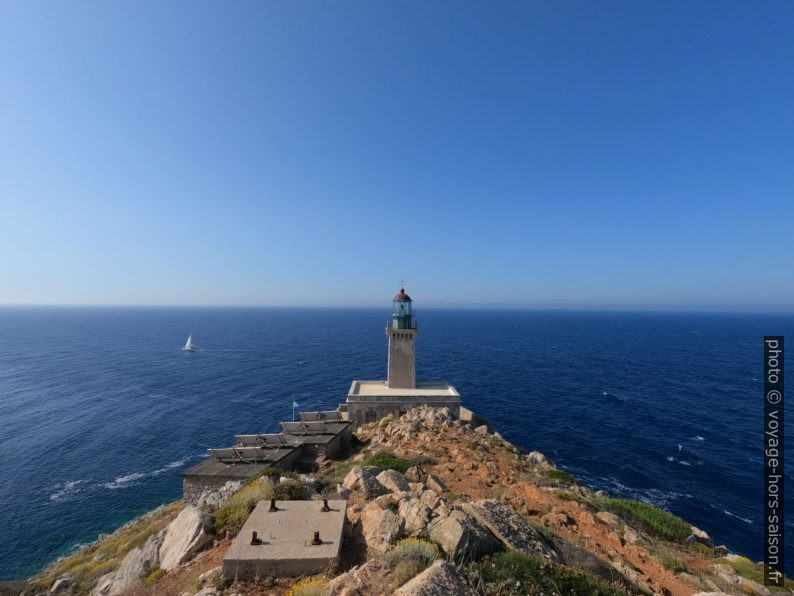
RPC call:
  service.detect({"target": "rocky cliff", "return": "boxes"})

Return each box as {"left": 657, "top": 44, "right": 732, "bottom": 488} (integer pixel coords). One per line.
{"left": 23, "top": 406, "right": 792, "bottom": 596}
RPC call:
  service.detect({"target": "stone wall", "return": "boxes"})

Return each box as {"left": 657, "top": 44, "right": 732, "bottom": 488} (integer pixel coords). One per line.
{"left": 347, "top": 398, "right": 460, "bottom": 428}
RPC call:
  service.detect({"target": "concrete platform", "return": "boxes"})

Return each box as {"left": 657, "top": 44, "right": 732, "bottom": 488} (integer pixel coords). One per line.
{"left": 346, "top": 379, "right": 460, "bottom": 426}
{"left": 223, "top": 500, "right": 347, "bottom": 579}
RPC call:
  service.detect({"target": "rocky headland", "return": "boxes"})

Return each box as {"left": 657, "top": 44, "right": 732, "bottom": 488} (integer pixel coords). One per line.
{"left": 17, "top": 406, "right": 792, "bottom": 596}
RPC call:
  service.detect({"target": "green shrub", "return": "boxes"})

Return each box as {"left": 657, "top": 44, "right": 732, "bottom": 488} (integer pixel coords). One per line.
{"left": 718, "top": 556, "right": 794, "bottom": 590}
{"left": 654, "top": 548, "right": 687, "bottom": 573}
{"left": 214, "top": 482, "right": 273, "bottom": 536}
{"left": 245, "top": 467, "right": 297, "bottom": 485}
{"left": 383, "top": 538, "right": 440, "bottom": 588}
{"left": 272, "top": 479, "right": 303, "bottom": 500}
{"left": 542, "top": 468, "right": 577, "bottom": 487}
{"left": 593, "top": 498, "right": 690, "bottom": 543}
{"left": 287, "top": 576, "right": 327, "bottom": 596}
{"left": 364, "top": 451, "right": 413, "bottom": 474}
{"left": 319, "top": 461, "right": 354, "bottom": 491}
{"left": 474, "top": 551, "right": 626, "bottom": 595}
{"left": 142, "top": 568, "right": 166, "bottom": 587}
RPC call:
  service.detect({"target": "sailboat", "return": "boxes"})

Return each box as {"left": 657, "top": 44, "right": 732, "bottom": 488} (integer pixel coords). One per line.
{"left": 182, "top": 334, "right": 197, "bottom": 352}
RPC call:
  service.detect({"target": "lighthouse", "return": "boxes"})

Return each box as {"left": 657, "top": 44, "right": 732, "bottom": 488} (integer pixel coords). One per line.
{"left": 346, "top": 287, "right": 460, "bottom": 426}
{"left": 386, "top": 288, "right": 417, "bottom": 389}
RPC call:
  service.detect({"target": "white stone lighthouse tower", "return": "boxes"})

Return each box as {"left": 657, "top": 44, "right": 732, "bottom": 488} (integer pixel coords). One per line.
{"left": 386, "top": 288, "right": 417, "bottom": 389}
{"left": 346, "top": 287, "right": 460, "bottom": 426}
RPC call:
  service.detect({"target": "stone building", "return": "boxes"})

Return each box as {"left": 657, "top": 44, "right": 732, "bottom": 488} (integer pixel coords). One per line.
{"left": 345, "top": 288, "right": 460, "bottom": 426}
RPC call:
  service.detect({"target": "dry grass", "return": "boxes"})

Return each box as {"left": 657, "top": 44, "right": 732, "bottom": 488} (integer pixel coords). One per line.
{"left": 25, "top": 501, "right": 182, "bottom": 595}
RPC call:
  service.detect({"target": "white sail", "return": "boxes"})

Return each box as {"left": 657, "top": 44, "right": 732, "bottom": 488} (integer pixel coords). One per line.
{"left": 183, "top": 334, "right": 196, "bottom": 351}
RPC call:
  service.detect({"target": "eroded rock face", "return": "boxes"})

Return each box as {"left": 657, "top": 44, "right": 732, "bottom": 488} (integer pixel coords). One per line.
{"left": 91, "top": 532, "right": 162, "bottom": 596}
{"left": 428, "top": 509, "right": 499, "bottom": 562}
{"left": 360, "top": 502, "right": 403, "bottom": 554}
{"left": 376, "top": 469, "right": 411, "bottom": 493}
{"left": 461, "top": 499, "right": 561, "bottom": 563}
{"left": 158, "top": 506, "right": 212, "bottom": 571}
{"left": 392, "top": 560, "right": 476, "bottom": 596}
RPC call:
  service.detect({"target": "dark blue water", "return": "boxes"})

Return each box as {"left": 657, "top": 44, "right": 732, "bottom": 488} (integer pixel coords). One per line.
{"left": 0, "top": 308, "right": 791, "bottom": 579}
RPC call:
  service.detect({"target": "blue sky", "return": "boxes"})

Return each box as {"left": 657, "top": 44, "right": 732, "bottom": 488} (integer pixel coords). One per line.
{"left": 1, "top": 2, "right": 792, "bottom": 309}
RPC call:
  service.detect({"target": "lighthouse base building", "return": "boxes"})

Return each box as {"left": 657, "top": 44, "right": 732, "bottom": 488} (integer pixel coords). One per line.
{"left": 345, "top": 288, "right": 460, "bottom": 427}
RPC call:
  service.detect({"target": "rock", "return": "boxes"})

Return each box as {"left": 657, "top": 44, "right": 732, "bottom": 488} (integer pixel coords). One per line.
{"left": 299, "top": 473, "right": 318, "bottom": 486}
{"left": 419, "top": 489, "right": 442, "bottom": 510}
{"left": 425, "top": 474, "right": 447, "bottom": 494}
{"left": 393, "top": 560, "right": 476, "bottom": 596}
{"left": 474, "top": 425, "right": 488, "bottom": 435}
{"left": 376, "top": 469, "right": 411, "bottom": 493}
{"left": 398, "top": 497, "right": 433, "bottom": 535}
{"left": 92, "top": 533, "right": 161, "bottom": 596}
{"left": 196, "top": 480, "right": 243, "bottom": 510}
{"left": 50, "top": 575, "right": 73, "bottom": 594}
{"left": 326, "top": 559, "right": 390, "bottom": 595}
{"left": 197, "top": 565, "right": 222, "bottom": 584}
{"left": 623, "top": 526, "right": 640, "bottom": 545}
{"left": 713, "top": 544, "right": 729, "bottom": 556}
{"left": 540, "top": 511, "right": 574, "bottom": 529}
{"left": 159, "top": 506, "right": 212, "bottom": 571}
{"left": 434, "top": 502, "right": 452, "bottom": 518}
{"left": 361, "top": 502, "right": 402, "bottom": 554}
{"left": 686, "top": 525, "right": 714, "bottom": 547}
{"left": 194, "top": 588, "right": 220, "bottom": 596}
{"left": 595, "top": 511, "right": 620, "bottom": 526}
{"left": 527, "top": 451, "right": 548, "bottom": 465}
{"left": 404, "top": 466, "right": 424, "bottom": 482}
{"left": 343, "top": 466, "right": 389, "bottom": 500}
{"left": 461, "top": 499, "right": 561, "bottom": 563}
{"left": 428, "top": 510, "right": 500, "bottom": 562}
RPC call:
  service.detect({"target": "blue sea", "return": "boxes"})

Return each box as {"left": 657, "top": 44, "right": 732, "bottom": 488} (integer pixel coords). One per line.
{"left": 0, "top": 307, "right": 791, "bottom": 579}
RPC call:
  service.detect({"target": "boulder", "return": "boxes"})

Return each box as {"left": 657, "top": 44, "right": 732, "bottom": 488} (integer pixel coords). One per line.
{"left": 361, "top": 502, "right": 402, "bottom": 554}
{"left": 425, "top": 474, "right": 447, "bottom": 494}
{"left": 376, "top": 469, "right": 411, "bottom": 493}
{"left": 405, "top": 466, "right": 424, "bottom": 482}
{"left": 419, "top": 489, "right": 442, "bottom": 510}
{"left": 461, "top": 499, "right": 561, "bottom": 563}
{"left": 326, "top": 559, "right": 390, "bottom": 595}
{"left": 474, "top": 425, "right": 489, "bottom": 435}
{"left": 92, "top": 532, "right": 161, "bottom": 596}
{"left": 393, "top": 560, "right": 476, "bottom": 596}
{"left": 428, "top": 510, "right": 500, "bottom": 562}
{"left": 343, "top": 466, "right": 388, "bottom": 500}
{"left": 50, "top": 575, "right": 74, "bottom": 594}
{"left": 197, "top": 565, "right": 222, "bottom": 584}
{"left": 686, "top": 525, "right": 713, "bottom": 547}
{"left": 595, "top": 511, "right": 620, "bottom": 527}
{"left": 194, "top": 588, "right": 221, "bottom": 596}
{"left": 159, "top": 506, "right": 212, "bottom": 571}
{"left": 398, "top": 497, "right": 433, "bottom": 535}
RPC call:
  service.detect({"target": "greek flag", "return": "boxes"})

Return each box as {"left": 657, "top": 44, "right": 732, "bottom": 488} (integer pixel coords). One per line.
{"left": 293, "top": 400, "right": 299, "bottom": 409}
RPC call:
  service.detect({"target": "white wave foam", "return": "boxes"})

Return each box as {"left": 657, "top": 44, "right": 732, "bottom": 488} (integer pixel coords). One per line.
{"left": 694, "top": 436, "right": 705, "bottom": 441}
{"left": 678, "top": 460, "right": 691, "bottom": 466}
{"left": 102, "top": 454, "right": 203, "bottom": 490}
{"left": 49, "top": 480, "right": 88, "bottom": 501}
{"left": 666, "top": 456, "right": 674, "bottom": 462}
{"left": 104, "top": 472, "right": 146, "bottom": 489}
{"left": 723, "top": 509, "right": 753, "bottom": 524}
